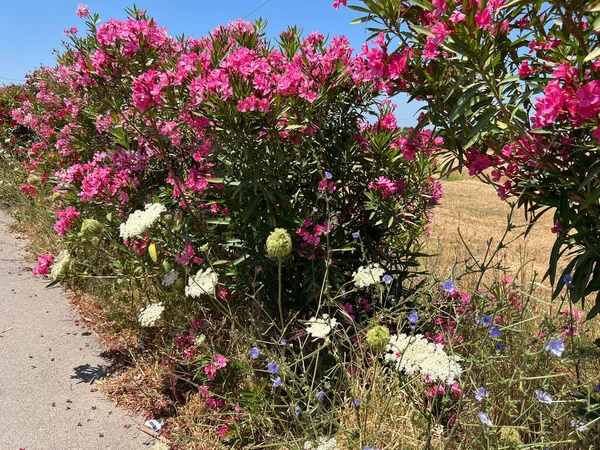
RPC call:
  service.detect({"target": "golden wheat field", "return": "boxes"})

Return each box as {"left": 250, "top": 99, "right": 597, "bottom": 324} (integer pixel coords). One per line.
{"left": 424, "top": 177, "right": 558, "bottom": 293}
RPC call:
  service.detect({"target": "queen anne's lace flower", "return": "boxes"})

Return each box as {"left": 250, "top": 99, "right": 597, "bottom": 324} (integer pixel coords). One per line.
{"left": 138, "top": 302, "right": 165, "bottom": 327}
{"left": 353, "top": 263, "right": 385, "bottom": 288}
{"left": 384, "top": 333, "right": 462, "bottom": 383}
{"left": 51, "top": 250, "right": 72, "bottom": 280}
{"left": 306, "top": 314, "right": 337, "bottom": 339}
{"left": 304, "top": 436, "right": 340, "bottom": 450}
{"left": 119, "top": 203, "right": 166, "bottom": 240}
{"left": 185, "top": 267, "right": 218, "bottom": 298}
{"left": 162, "top": 270, "right": 179, "bottom": 287}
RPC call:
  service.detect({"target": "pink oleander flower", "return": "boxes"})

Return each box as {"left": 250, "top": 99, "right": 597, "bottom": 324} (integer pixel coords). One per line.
{"left": 213, "top": 353, "right": 228, "bottom": 369}
{"left": 332, "top": 0, "right": 347, "bottom": 10}
{"left": 576, "top": 80, "right": 600, "bottom": 118}
{"left": 475, "top": 7, "right": 493, "bottom": 30}
{"left": 551, "top": 221, "right": 563, "bottom": 234}
{"left": 33, "top": 253, "right": 55, "bottom": 277}
{"left": 449, "top": 9, "right": 466, "bottom": 24}
{"left": 54, "top": 206, "right": 81, "bottom": 237}
{"left": 432, "top": 0, "right": 447, "bottom": 17}
{"left": 76, "top": 4, "right": 90, "bottom": 18}
{"left": 518, "top": 61, "right": 534, "bottom": 78}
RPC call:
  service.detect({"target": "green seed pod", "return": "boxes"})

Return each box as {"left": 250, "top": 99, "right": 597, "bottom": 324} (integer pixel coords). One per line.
{"left": 26, "top": 174, "right": 40, "bottom": 185}
{"left": 80, "top": 219, "right": 104, "bottom": 238}
{"left": 366, "top": 325, "right": 390, "bottom": 352}
{"left": 266, "top": 228, "right": 292, "bottom": 258}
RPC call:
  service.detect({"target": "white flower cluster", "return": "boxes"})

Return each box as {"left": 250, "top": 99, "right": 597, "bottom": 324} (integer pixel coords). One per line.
{"left": 185, "top": 267, "right": 218, "bottom": 298}
{"left": 119, "top": 203, "right": 166, "bottom": 240}
{"left": 162, "top": 270, "right": 179, "bottom": 287}
{"left": 353, "top": 263, "right": 385, "bottom": 288}
{"left": 306, "top": 314, "right": 337, "bottom": 339}
{"left": 304, "top": 437, "right": 340, "bottom": 450}
{"left": 384, "top": 333, "right": 462, "bottom": 383}
{"left": 138, "top": 302, "right": 165, "bottom": 327}
{"left": 51, "top": 250, "right": 72, "bottom": 280}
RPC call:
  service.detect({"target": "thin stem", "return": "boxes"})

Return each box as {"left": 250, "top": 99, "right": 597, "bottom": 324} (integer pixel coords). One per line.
{"left": 278, "top": 257, "right": 284, "bottom": 329}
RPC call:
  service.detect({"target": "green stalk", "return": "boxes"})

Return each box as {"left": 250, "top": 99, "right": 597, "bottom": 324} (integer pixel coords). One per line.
{"left": 278, "top": 257, "right": 284, "bottom": 329}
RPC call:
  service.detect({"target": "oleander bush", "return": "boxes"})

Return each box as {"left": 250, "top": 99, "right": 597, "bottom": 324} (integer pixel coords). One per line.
{"left": 0, "top": 3, "right": 598, "bottom": 449}
{"left": 336, "top": 0, "right": 600, "bottom": 319}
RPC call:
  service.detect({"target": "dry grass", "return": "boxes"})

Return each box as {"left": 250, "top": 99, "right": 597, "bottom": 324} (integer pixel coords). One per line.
{"left": 424, "top": 178, "right": 559, "bottom": 295}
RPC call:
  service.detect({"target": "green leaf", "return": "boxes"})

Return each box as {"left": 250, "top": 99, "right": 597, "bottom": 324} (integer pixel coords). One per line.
{"left": 233, "top": 254, "right": 249, "bottom": 265}
{"left": 585, "top": 292, "right": 600, "bottom": 320}
{"left": 411, "top": 25, "right": 434, "bottom": 37}
{"left": 584, "top": 47, "right": 600, "bottom": 62}
{"left": 212, "top": 260, "right": 229, "bottom": 266}
{"left": 206, "top": 218, "right": 231, "bottom": 225}
{"left": 581, "top": 186, "right": 600, "bottom": 209}
{"left": 350, "top": 16, "right": 371, "bottom": 25}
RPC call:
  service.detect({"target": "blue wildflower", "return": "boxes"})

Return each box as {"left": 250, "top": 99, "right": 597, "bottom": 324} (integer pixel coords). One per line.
{"left": 478, "top": 411, "right": 493, "bottom": 427}
{"left": 535, "top": 390, "right": 553, "bottom": 404}
{"left": 317, "top": 390, "right": 325, "bottom": 401}
{"left": 352, "top": 399, "right": 360, "bottom": 407}
{"left": 294, "top": 406, "right": 302, "bottom": 415}
{"left": 495, "top": 342, "right": 505, "bottom": 352}
{"left": 545, "top": 338, "right": 565, "bottom": 357}
{"left": 408, "top": 311, "right": 419, "bottom": 324}
{"left": 250, "top": 347, "right": 260, "bottom": 359}
{"left": 563, "top": 274, "right": 574, "bottom": 288}
{"left": 352, "top": 231, "right": 360, "bottom": 239}
{"left": 325, "top": 171, "right": 333, "bottom": 180}
{"left": 571, "top": 419, "right": 587, "bottom": 432}
{"left": 383, "top": 274, "right": 393, "bottom": 284}
{"left": 267, "top": 362, "right": 279, "bottom": 374}
{"left": 272, "top": 376, "right": 281, "bottom": 388}
{"left": 475, "top": 387, "right": 489, "bottom": 402}
{"left": 279, "top": 338, "right": 286, "bottom": 346}
{"left": 489, "top": 326, "right": 501, "bottom": 338}
{"left": 481, "top": 315, "right": 493, "bottom": 326}
{"left": 442, "top": 280, "right": 456, "bottom": 293}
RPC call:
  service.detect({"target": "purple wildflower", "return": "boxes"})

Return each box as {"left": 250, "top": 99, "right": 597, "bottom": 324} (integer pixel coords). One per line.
{"left": 267, "top": 362, "right": 279, "bottom": 374}
{"left": 545, "top": 338, "right": 565, "bottom": 357}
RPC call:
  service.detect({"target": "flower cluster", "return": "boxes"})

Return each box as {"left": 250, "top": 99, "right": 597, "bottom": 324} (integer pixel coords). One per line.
{"left": 138, "top": 302, "right": 165, "bottom": 327}
{"left": 185, "top": 267, "right": 218, "bottom": 298}
{"left": 353, "top": 263, "right": 386, "bottom": 288}
{"left": 303, "top": 437, "right": 339, "bottom": 450}
{"left": 305, "top": 314, "right": 337, "bottom": 340}
{"left": 384, "top": 333, "right": 463, "bottom": 384}
{"left": 119, "top": 203, "right": 166, "bottom": 240}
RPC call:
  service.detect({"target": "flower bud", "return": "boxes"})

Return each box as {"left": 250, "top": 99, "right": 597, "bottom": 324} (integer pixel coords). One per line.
{"left": 26, "top": 174, "right": 40, "bottom": 185}
{"left": 266, "top": 228, "right": 292, "bottom": 258}
{"left": 80, "top": 218, "right": 103, "bottom": 238}
{"left": 366, "top": 325, "right": 390, "bottom": 352}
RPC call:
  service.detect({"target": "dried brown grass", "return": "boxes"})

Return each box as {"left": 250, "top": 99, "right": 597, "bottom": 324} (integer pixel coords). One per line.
{"left": 424, "top": 178, "right": 559, "bottom": 296}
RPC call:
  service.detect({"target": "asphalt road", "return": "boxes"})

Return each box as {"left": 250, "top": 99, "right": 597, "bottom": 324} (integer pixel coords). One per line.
{"left": 0, "top": 210, "right": 155, "bottom": 450}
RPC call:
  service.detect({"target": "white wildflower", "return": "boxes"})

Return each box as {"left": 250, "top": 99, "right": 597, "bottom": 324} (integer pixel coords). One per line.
{"left": 185, "top": 267, "right": 219, "bottom": 298}
{"left": 384, "top": 333, "right": 462, "bottom": 383}
{"left": 353, "top": 263, "right": 385, "bottom": 288}
{"left": 119, "top": 203, "right": 166, "bottom": 240}
{"left": 51, "top": 250, "right": 72, "bottom": 280}
{"left": 304, "top": 436, "right": 340, "bottom": 450}
{"left": 138, "top": 302, "right": 165, "bottom": 327}
{"left": 306, "top": 314, "right": 337, "bottom": 340}
{"left": 162, "top": 270, "right": 179, "bottom": 287}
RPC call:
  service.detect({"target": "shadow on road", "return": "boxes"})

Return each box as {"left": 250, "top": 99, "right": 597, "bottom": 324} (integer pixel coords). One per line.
{"left": 71, "top": 363, "right": 108, "bottom": 384}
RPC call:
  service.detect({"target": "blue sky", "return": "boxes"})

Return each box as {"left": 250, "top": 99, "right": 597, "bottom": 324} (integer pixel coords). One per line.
{"left": 0, "top": 0, "right": 420, "bottom": 123}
